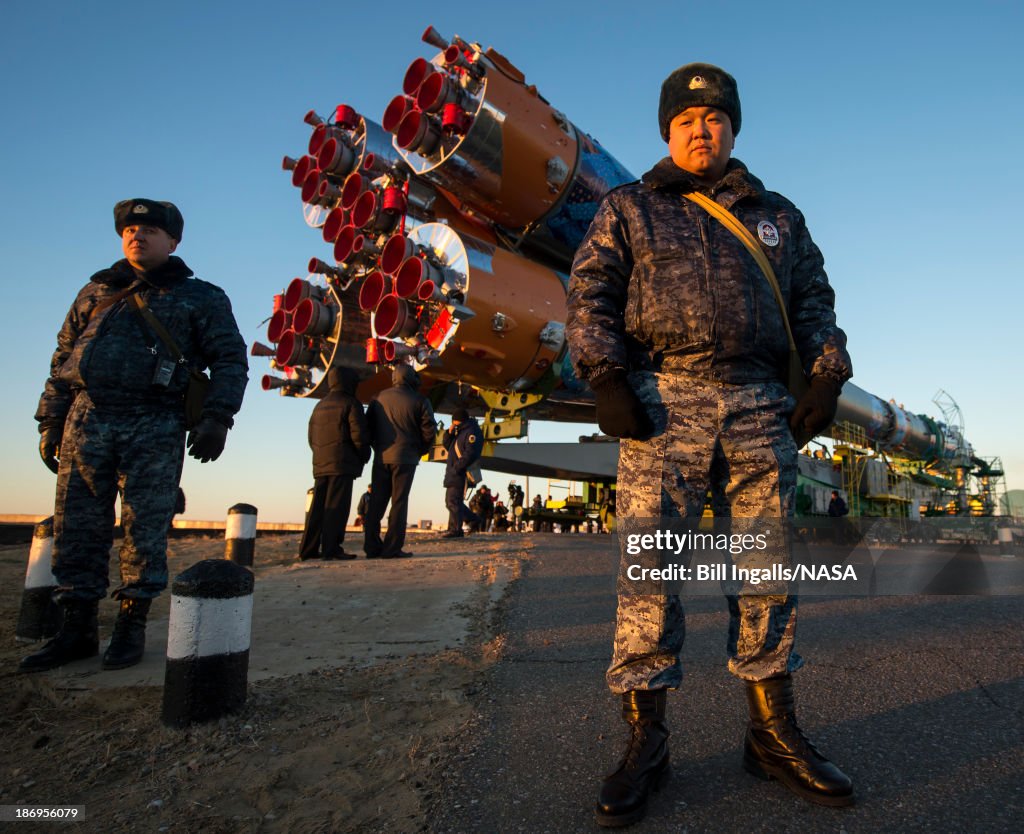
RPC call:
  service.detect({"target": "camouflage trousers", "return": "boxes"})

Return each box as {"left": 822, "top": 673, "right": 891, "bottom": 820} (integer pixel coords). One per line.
{"left": 52, "top": 393, "right": 186, "bottom": 602}
{"left": 607, "top": 371, "right": 803, "bottom": 694}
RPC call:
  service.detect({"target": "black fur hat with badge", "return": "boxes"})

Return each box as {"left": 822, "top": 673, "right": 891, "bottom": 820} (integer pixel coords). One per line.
{"left": 114, "top": 198, "right": 185, "bottom": 241}
{"left": 658, "top": 63, "right": 742, "bottom": 140}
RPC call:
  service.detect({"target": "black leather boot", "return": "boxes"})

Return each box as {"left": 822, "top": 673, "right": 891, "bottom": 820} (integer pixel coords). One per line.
{"left": 18, "top": 599, "right": 99, "bottom": 673}
{"left": 102, "top": 598, "right": 152, "bottom": 670}
{"left": 744, "top": 674, "right": 854, "bottom": 806}
{"left": 595, "top": 689, "right": 670, "bottom": 827}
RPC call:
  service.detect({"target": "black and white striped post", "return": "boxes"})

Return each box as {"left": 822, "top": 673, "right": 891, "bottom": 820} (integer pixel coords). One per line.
{"left": 224, "top": 503, "right": 257, "bottom": 566}
{"left": 16, "top": 517, "right": 61, "bottom": 643}
{"left": 161, "top": 559, "right": 254, "bottom": 729}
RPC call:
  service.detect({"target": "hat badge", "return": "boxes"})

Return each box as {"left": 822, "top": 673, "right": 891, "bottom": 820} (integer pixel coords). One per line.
{"left": 132, "top": 204, "right": 149, "bottom": 214}
{"left": 688, "top": 75, "right": 708, "bottom": 90}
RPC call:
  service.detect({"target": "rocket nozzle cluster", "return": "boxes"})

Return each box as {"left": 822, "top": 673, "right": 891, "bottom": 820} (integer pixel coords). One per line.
{"left": 263, "top": 26, "right": 635, "bottom": 398}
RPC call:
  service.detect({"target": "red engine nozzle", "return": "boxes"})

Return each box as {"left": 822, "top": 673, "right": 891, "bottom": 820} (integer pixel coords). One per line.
{"left": 309, "top": 257, "right": 349, "bottom": 282}
{"left": 284, "top": 277, "right": 324, "bottom": 312}
{"left": 318, "top": 137, "right": 356, "bottom": 177}
{"left": 395, "top": 256, "right": 441, "bottom": 298}
{"left": 293, "top": 297, "right": 335, "bottom": 336}
{"left": 275, "top": 330, "right": 317, "bottom": 367}
{"left": 382, "top": 340, "right": 417, "bottom": 363}
{"left": 358, "top": 271, "right": 389, "bottom": 312}
{"left": 403, "top": 57, "right": 432, "bottom": 96}
{"left": 321, "top": 207, "right": 348, "bottom": 243}
{"left": 333, "top": 224, "right": 362, "bottom": 264}
{"left": 396, "top": 110, "right": 442, "bottom": 156}
{"left": 422, "top": 25, "right": 449, "bottom": 50}
{"left": 262, "top": 374, "right": 298, "bottom": 391}
{"left": 416, "top": 70, "right": 460, "bottom": 114}
{"left": 380, "top": 234, "right": 414, "bottom": 275}
{"left": 267, "top": 308, "right": 291, "bottom": 343}
{"left": 340, "top": 171, "right": 369, "bottom": 211}
{"left": 303, "top": 110, "right": 325, "bottom": 127}
{"left": 374, "top": 293, "right": 419, "bottom": 339}
{"left": 300, "top": 171, "right": 325, "bottom": 204}
{"left": 382, "top": 95, "right": 413, "bottom": 135}
{"left": 291, "top": 155, "right": 317, "bottom": 187}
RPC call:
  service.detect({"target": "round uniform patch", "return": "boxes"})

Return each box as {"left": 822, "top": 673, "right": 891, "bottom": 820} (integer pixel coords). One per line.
{"left": 757, "top": 221, "right": 779, "bottom": 247}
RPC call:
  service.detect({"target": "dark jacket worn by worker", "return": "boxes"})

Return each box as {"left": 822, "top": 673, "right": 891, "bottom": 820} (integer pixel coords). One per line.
{"left": 308, "top": 367, "right": 368, "bottom": 478}
{"left": 366, "top": 364, "right": 436, "bottom": 465}
{"left": 35, "top": 257, "right": 247, "bottom": 429}
{"left": 566, "top": 158, "right": 852, "bottom": 388}
{"left": 442, "top": 418, "right": 484, "bottom": 488}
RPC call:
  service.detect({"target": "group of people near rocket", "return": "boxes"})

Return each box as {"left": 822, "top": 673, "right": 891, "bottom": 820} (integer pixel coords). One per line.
{"left": 22, "top": 59, "right": 854, "bottom": 824}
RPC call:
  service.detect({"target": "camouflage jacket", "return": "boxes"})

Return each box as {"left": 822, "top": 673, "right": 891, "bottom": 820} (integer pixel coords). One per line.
{"left": 36, "top": 257, "right": 248, "bottom": 430}
{"left": 566, "top": 157, "right": 852, "bottom": 386}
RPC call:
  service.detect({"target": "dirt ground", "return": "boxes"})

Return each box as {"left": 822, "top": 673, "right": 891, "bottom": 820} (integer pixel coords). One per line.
{"left": 0, "top": 532, "right": 528, "bottom": 833}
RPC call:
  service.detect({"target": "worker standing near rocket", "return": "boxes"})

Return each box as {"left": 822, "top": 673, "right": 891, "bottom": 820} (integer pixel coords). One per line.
{"left": 566, "top": 63, "right": 854, "bottom": 825}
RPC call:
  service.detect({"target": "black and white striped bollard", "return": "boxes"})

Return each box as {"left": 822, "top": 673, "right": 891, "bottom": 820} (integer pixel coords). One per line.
{"left": 224, "top": 503, "right": 257, "bottom": 566}
{"left": 16, "top": 517, "right": 61, "bottom": 642}
{"left": 161, "top": 559, "right": 254, "bottom": 728}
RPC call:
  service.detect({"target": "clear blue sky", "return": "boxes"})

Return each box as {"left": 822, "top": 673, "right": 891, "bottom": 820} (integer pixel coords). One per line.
{"left": 2, "top": 1, "right": 1022, "bottom": 525}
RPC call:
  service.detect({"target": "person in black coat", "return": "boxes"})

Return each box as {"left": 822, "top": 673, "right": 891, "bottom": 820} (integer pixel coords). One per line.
{"left": 442, "top": 408, "right": 484, "bottom": 538}
{"left": 363, "top": 364, "right": 436, "bottom": 558}
{"left": 299, "top": 366, "right": 368, "bottom": 560}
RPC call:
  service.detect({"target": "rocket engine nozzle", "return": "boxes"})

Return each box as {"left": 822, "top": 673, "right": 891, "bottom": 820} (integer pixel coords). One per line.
{"left": 284, "top": 277, "right": 326, "bottom": 312}
{"left": 340, "top": 172, "right": 370, "bottom": 211}
{"left": 381, "top": 340, "right": 417, "bottom": 362}
{"left": 267, "top": 309, "right": 291, "bottom": 343}
{"left": 308, "top": 257, "right": 351, "bottom": 283}
{"left": 374, "top": 293, "right": 419, "bottom": 339}
{"left": 416, "top": 70, "right": 462, "bottom": 114}
{"left": 318, "top": 137, "right": 356, "bottom": 177}
{"left": 380, "top": 233, "right": 415, "bottom": 275}
{"left": 322, "top": 207, "right": 349, "bottom": 243}
{"left": 358, "top": 271, "right": 389, "bottom": 311}
{"left": 290, "top": 155, "right": 317, "bottom": 187}
{"left": 421, "top": 25, "right": 449, "bottom": 51}
{"left": 262, "top": 374, "right": 300, "bottom": 391}
{"left": 395, "top": 255, "right": 442, "bottom": 298}
{"left": 300, "top": 171, "right": 329, "bottom": 206}
{"left": 403, "top": 57, "right": 432, "bottom": 96}
{"left": 382, "top": 95, "right": 413, "bottom": 134}
{"left": 332, "top": 224, "right": 362, "bottom": 264}
{"left": 293, "top": 297, "right": 336, "bottom": 336}
{"left": 415, "top": 279, "right": 448, "bottom": 304}
{"left": 275, "top": 330, "right": 317, "bottom": 366}
{"left": 303, "top": 110, "right": 325, "bottom": 127}
{"left": 282, "top": 155, "right": 299, "bottom": 171}
{"left": 396, "top": 109, "right": 442, "bottom": 156}
{"left": 317, "top": 178, "right": 344, "bottom": 207}
{"left": 250, "top": 341, "right": 276, "bottom": 357}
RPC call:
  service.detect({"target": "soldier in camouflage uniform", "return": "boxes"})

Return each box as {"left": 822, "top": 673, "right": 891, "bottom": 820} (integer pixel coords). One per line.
{"left": 21, "top": 199, "right": 248, "bottom": 674}
{"left": 566, "top": 65, "right": 854, "bottom": 825}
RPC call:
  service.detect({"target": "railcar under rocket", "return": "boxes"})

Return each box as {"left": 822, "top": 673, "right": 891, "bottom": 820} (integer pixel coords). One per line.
{"left": 258, "top": 26, "right": 1007, "bottom": 520}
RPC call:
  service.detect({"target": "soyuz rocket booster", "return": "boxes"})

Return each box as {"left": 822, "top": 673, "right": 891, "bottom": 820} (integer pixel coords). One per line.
{"left": 262, "top": 26, "right": 974, "bottom": 472}
{"left": 264, "top": 25, "right": 630, "bottom": 404}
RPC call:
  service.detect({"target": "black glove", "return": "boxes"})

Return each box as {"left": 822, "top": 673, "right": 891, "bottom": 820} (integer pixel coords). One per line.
{"left": 187, "top": 418, "right": 229, "bottom": 463}
{"left": 790, "top": 376, "right": 842, "bottom": 444}
{"left": 590, "top": 368, "right": 654, "bottom": 439}
{"left": 39, "top": 425, "right": 62, "bottom": 474}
